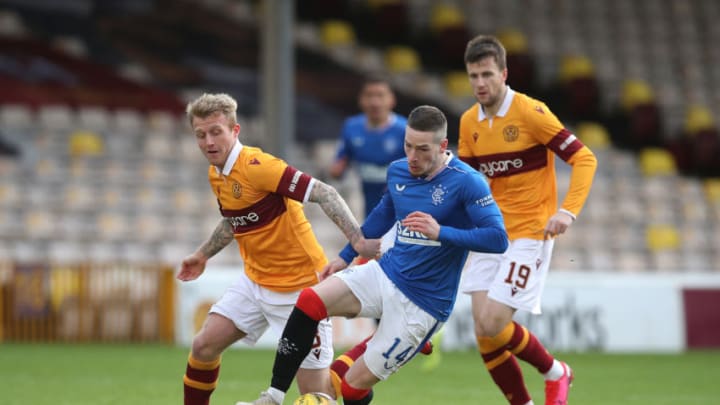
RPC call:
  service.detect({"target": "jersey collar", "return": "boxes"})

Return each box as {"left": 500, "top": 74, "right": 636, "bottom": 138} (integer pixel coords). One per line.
{"left": 366, "top": 112, "right": 397, "bottom": 131}
{"left": 215, "top": 139, "right": 243, "bottom": 176}
{"left": 477, "top": 86, "right": 515, "bottom": 121}
{"left": 424, "top": 150, "right": 454, "bottom": 181}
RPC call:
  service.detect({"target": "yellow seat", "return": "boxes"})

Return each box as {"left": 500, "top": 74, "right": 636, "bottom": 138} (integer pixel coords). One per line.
{"left": 559, "top": 55, "right": 595, "bottom": 83}
{"left": 320, "top": 20, "right": 356, "bottom": 48}
{"left": 68, "top": 130, "right": 104, "bottom": 157}
{"left": 444, "top": 71, "right": 472, "bottom": 98}
{"left": 430, "top": 4, "right": 465, "bottom": 32}
{"left": 575, "top": 122, "right": 610, "bottom": 150}
{"left": 703, "top": 178, "right": 720, "bottom": 204}
{"left": 646, "top": 224, "right": 680, "bottom": 251}
{"left": 497, "top": 28, "right": 528, "bottom": 54}
{"left": 384, "top": 45, "right": 421, "bottom": 74}
{"left": 621, "top": 79, "right": 655, "bottom": 112}
{"left": 638, "top": 147, "right": 677, "bottom": 177}
{"left": 684, "top": 104, "right": 715, "bottom": 134}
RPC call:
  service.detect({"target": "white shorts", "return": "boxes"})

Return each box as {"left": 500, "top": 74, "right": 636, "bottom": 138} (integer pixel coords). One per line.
{"left": 210, "top": 271, "right": 333, "bottom": 369}
{"left": 333, "top": 261, "right": 441, "bottom": 380}
{"left": 460, "top": 238, "right": 554, "bottom": 314}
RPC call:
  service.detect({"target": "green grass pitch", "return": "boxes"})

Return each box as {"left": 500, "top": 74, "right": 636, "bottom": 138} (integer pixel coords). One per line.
{"left": 0, "top": 343, "right": 718, "bottom": 404}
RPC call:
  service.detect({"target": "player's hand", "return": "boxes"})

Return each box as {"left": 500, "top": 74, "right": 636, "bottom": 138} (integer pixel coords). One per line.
{"left": 176, "top": 252, "right": 209, "bottom": 281}
{"left": 543, "top": 211, "right": 574, "bottom": 240}
{"left": 401, "top": 211, "right": 441, "bottom": 240}
{"left": 352, "top": 237, "right": 382, "bottom": 259}
{"left": 319, "top": 257, "right": 349, "bottom": 281}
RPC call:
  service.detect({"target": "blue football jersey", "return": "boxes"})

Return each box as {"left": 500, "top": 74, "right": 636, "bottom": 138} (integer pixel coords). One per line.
{"left": 335, "top": 113, "right": 407, "bottom": 217}
{"left": 340, "top": 153, "right": 507, "bottom": 321}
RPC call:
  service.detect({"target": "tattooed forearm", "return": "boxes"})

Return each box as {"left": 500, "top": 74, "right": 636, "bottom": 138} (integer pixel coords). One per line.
{"left": 309, "top": 181, "right": 364, "bottom": 244}
{"left": 199, "top": 218, "right": 234, "bottom": 258}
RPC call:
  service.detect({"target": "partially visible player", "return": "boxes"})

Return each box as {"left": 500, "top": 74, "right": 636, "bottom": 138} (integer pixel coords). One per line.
{"left": 458, "top": 35, "right": 597, "bottom": 405}
{"left": 179, "top": 93, "right": 379, "bottom": 405}
{"left": 328, "top": 75, "right": 407, "bottom": 220}
{"left": 238, "top": 105, "right": 509, "bottom": 405}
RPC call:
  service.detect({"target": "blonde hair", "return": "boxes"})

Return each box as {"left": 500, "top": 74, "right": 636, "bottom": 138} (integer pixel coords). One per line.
{"left": 186, "top": 93, "right": 238, "bottom": 127}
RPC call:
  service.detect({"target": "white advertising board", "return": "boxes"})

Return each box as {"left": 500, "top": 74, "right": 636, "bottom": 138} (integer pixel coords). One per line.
{"left": 443, "top": 272, "right": 720, "bottom": 353}
{"left": 176, "top": 269, "right": 720, "bottom": 353}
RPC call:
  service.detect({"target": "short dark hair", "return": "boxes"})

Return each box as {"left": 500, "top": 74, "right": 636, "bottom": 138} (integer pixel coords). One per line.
{"left": 464, "top": 35, "right": 507, "bottom": 70}
{"left": 408, "top": 105, "right": 447, "bottom": 142}
{"left": 362, "top": 73, "right": 393, "bottom": 90}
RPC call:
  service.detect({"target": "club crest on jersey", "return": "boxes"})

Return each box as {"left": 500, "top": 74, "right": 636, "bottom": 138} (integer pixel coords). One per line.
{"left": 249, "top": 158, "right": 260, "bottom": 165}
{"left": 384, "top": 138, "right": 399, "bottom": 153}
{"left": 503, "top": 125, "right": 520, "bottom": 142}
{"left": 472, "top": 132, "right": 479, "bottom": 143}
{"left": 431, "top": 184, "right": 447, "bottom": 206}
{"left": 232, "top": 182, "right": 242, "bottom": 198}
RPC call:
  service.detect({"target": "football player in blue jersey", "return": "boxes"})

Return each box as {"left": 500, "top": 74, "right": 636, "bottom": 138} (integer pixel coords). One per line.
{"left": 328, "top": 75, "right": 407, "bottom": 220}
{"left": 237, "top": 105, "right": 508, "bottom": 405}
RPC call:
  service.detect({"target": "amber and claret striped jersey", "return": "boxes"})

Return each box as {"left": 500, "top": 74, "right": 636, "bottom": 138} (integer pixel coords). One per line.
{"left": 208, "top": 142, "right": 327, "bottom": 292}
{"left": 458, "top": 88, "right": 597, "bottom": 241}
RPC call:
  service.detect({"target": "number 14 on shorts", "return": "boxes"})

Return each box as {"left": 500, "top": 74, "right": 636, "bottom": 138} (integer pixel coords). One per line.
{"left": 381, "top": 337, "right": 415, "bottom": 370}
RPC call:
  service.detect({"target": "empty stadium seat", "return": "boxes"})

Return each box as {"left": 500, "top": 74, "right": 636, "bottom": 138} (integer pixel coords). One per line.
{"left": 146, "top": 110, "right": 177, "bottom": 134}
{"left": 575, "top": 122, "right": 611, "bottom": 149}
{"left": 62, "top": 183, "right": 97, "bottom": 212}
{"left": 704, "top": 178, "right": 720, "bottom": 204}
{"left": 685, "top": 104, "right": 715, "bottom": 134}
{"left": 429, "top": 3, "right": 465, "bottom": 33}
{"left": 638, "top": 147, "right": 677, "bottom": 177}
{"left": 24, "top": 209, "right": 56, "bottom": 239}
{"left": 651, "top": 250, "right": 682, "bottom": 272}
{"left": 444, "top": 71, "right": 473, "bottom": 98}
{"left": 96, "top": 212, "right": 130, "bottom": 241}
{"left": 384, "top": 45, "right": 421, "bottom": 74}
{"left": 68, "top": 130, "right": 104, "bottom": 157}
{"left": 77, "top": 106, "right": 111, "bottom": 132}
{"left": 615, "top": 251, "right": 650, "bottom": 272}
{"left": 0, "top": 208, "right": 22, "bottom": 239}
{"left": 0, "top": 180, "right": 19, "bottom": 209}
{"left": 38, "top": 105, "right": 75, "bottom": 131}
{"left": 646, "top": 224, "right": 681, "bottom": 251}
{"left": 0, "top": 104, "right": 33, "bottom": 130}
{"left": 112, "top": 108, "right": 145, "bottom": 135}
{"left": 319, "top": 20, "right": 356, "bottom": 48}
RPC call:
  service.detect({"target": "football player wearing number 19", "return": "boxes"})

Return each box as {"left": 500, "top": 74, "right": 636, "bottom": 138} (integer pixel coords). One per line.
{"left": 237, "top": 105, "right": 509, "bottom": 405}
{"left": 458, "top": 35, "right": 597, "bottom": 405}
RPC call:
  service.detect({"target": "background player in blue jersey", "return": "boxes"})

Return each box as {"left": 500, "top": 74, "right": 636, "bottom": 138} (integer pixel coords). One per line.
{"left": 328, "top": 75, "right": 407, "bottom": 220}
{"left": 238, "top": 105, "right": 509, "bottom": 405}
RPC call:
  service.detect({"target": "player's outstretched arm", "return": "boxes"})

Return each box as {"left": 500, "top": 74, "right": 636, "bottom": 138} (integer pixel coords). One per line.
{"left": 176, "top": 218, "right": 234, "bottom": 281}
{"left": 308, "top": 180, "right": 380, "bottom": 258}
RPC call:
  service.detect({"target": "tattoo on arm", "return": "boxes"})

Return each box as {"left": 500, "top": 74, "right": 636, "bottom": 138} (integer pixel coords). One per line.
{"left": 199, "top": 218, "right": 234, "bottom": 258}
{"left": 309, "top": 181, "right": 363, "bottom": 245}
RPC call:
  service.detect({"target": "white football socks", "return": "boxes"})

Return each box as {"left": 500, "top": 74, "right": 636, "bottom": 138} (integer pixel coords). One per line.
{"left": 267, "top": 387, "right": 285, "bottom": 404}
{"left": 543, "top": 359, "right": 565, "bottom": 381}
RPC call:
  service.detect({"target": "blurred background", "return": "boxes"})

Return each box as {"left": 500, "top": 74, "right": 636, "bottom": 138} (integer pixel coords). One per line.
{"left": 0, "top": 0, "right": 718, "bottom": 350}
